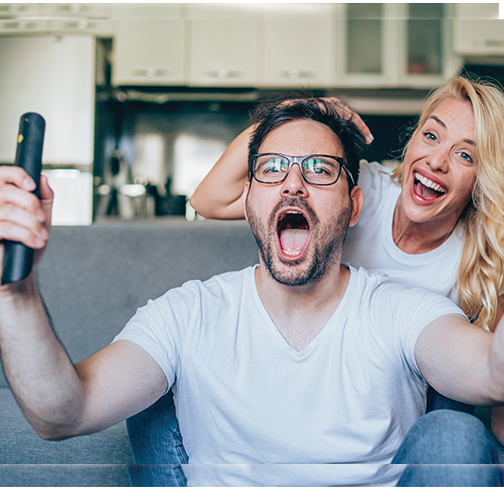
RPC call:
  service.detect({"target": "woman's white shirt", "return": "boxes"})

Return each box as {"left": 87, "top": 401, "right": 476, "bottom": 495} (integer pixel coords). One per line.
{"left": 342, "top": 160, "right": 464, "bottom": 303}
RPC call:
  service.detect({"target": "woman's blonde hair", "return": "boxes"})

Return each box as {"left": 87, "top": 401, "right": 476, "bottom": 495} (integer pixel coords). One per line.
{"left": 390, "top": 75, "right": 504, "bottom": 329}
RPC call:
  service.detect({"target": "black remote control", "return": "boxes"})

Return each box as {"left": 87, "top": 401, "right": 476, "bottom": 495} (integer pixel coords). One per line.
{"left": 1, "top": 112, "right": 46, "bottom": 285}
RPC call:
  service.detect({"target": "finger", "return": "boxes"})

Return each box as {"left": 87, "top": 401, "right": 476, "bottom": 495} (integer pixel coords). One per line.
{"left": 0, "top": 166, "right": 38, "bottom": 191}
{"left": 0, "top": 182, "right": 42, "bottom": 216}
{"left": 322, "top": 99, "right": 374, "bottom": 145}
{"left": 0, "top": 210, "right": 48, "bottom": 249}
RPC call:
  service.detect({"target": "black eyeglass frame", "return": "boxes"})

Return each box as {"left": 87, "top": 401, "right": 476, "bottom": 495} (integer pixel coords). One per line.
{"left": 251, "top": 153, "right": 355, "bottom": 188}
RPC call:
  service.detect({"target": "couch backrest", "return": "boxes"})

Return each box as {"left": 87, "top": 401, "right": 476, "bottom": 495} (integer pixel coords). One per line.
{"left": 0, "top": 219, "right": 259, "bottom": 387}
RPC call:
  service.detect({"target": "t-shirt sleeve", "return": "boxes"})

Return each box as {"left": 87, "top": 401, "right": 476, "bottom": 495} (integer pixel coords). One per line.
{"left": 112, "top": 282, "right": 200, "bottom": 391}
{"left": 370, "top": 278, "right": 466, "bottom": 381}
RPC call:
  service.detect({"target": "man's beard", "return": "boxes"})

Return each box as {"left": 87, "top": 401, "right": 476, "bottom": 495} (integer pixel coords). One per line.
{"left": 246, "top": 195, "right": 352, "bottom": 287}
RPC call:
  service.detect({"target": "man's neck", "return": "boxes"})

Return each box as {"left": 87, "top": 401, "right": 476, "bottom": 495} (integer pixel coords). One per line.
{"left": 254, "top": 261, "right": 350, "bottom": 352}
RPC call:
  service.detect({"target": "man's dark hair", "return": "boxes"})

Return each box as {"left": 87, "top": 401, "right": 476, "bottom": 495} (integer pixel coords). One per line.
{"left": 247, "top": 98, "right": 366, "bottom": 190}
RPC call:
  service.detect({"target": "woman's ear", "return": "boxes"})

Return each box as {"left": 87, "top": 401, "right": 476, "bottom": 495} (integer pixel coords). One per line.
{"left": 349, "top": 185, "right": 363, "bottom": 228}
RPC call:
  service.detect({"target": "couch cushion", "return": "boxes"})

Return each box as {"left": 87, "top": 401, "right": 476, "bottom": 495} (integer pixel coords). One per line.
{"left": 0, "top": 388, "right": 133, "bottom": 465}
{"left": 0, "top": 220, "right": 259, "bottom": 387}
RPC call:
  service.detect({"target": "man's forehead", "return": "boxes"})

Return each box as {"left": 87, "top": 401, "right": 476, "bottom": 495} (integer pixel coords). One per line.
{"left": 259, "top": 119, "right": 344, "bottom": 156}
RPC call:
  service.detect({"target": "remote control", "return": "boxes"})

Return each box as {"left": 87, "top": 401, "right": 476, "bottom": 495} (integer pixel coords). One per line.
{"left": 1, "top": 112, "right": 46, "bottom": 285}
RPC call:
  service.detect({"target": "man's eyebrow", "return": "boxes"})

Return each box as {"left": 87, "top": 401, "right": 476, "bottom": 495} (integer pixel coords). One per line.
{"left": 428, "top": 115, "right": 475, "bottom": 146}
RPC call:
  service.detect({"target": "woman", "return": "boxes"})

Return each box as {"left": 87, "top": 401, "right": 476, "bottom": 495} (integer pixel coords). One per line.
{"left": 189, "top": 76, "right": 504, "bottom": 445}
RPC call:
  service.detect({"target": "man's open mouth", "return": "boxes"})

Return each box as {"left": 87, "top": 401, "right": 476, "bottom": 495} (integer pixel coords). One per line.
{"left": 276, "top": 209, "right": 311, "bottom": 260}
{"left": 413, "top": 171, "right": 447, "bottom": 201}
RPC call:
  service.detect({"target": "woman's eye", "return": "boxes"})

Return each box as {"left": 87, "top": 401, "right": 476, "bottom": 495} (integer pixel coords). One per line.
{"left": 423, "top": 131, "right": 437, "bottom": 142}
{"left": 459, "top": 152, "right": 473, "bottom": 163}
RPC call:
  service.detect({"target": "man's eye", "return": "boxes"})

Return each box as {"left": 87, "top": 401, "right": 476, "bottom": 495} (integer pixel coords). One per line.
{"left": 304, "top": 159, "right": 333, "bottom": 175}
{"left": 263, "top": 158, "right": 288, "bottom": 173}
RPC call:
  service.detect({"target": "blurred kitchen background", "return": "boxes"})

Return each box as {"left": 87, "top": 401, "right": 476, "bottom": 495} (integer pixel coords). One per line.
{"left": 0, "top": 2, "right": 503, "bottom": 224}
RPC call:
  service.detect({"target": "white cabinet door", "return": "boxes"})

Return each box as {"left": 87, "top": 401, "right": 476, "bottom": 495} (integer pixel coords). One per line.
{"left": 188, "top": 19, "right": 258, "bottom": 87}
{"left": 112, "top": 19, "right": 185, "bottom": 86}
{"left": 0, "top": 36, "right": 95, "bottom": 166}
{"left": 454, "top": 19, "right": 504, "bottom": 55}
{"left": 0, "top": 18, "right": 48, "bottom": 33}
{"left": 260, "top": 5, "right": 335, "bottom": 88}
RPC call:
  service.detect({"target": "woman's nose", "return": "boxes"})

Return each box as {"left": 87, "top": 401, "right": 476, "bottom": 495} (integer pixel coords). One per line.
{"left": 427, "top": 147, "right": 449, "bottom": 172}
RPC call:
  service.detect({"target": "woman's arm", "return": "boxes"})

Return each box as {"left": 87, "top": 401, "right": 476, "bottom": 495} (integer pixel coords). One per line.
{"left": 190, "top": 125, "right": 254, "bottom": 220}
{"left": 190, "top": 98, "right": 373, "bottom": 220}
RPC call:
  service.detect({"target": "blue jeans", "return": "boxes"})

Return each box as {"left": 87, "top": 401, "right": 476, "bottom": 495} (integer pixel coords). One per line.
{"left": 126, "top": 392, "right": 501, "bottom": 487}
{"left": 127, "top": 389, "right": 188, "bottom": 486}
{"left": 392, "top": 410, "right": 502, "bottom": 486}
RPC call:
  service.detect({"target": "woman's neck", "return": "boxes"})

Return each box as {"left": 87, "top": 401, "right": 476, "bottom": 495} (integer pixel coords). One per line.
{"left": 392, "top": 195, "right": 456, "bottom": 255}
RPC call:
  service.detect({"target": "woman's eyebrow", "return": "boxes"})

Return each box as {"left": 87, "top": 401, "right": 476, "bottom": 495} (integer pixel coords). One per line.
{"left": 429, "top": 115, "right": 446, "bottom": 129}
{"left": 428, "top": 115, "right": 475, "bottom": 146}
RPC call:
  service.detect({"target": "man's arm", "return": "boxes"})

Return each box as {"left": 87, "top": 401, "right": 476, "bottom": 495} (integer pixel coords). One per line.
{"left": 415, "top": 313, "right": 504, "bottom": 407}
{"left": 0, "top": 166, "right": 167, "bottom": 440}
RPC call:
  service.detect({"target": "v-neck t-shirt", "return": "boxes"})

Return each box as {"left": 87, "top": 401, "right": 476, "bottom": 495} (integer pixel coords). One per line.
{"left": 114, "top": 265, "right": 462, "bottom": 486}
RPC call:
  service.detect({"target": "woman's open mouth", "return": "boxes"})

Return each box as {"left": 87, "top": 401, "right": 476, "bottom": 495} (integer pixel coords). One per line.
{"left": 276, "top": 209, "right": 311, "bottom": 261}
{"left": 412, "top": 171, "right": 447, "bottom": 202}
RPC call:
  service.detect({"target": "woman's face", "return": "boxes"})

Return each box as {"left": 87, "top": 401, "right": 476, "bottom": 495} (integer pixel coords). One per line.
{"left": 400, "top": 98, "right": 477, "bottom": 228}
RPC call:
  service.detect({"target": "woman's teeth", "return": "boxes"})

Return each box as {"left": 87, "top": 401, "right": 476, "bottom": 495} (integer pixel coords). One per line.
{"left": 415, "top": 172, "right": 446, "bottom": 194}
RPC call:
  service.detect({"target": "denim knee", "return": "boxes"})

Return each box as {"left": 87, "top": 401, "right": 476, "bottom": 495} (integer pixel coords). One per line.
{"left": 392, "top": 410, "right": 497, "bottom": 464}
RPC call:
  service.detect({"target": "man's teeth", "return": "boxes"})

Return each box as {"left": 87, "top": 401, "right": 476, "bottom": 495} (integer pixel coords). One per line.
{"left": 415, "top": 173, "right": 446, "bottom": 194}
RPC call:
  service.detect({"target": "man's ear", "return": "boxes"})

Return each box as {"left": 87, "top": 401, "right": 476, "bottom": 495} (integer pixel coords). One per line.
{"left": 241, "top": 181, "right": 250, "bottom": 222}
{"left": 348, "top": 185, "right": 363, "bottom": 228}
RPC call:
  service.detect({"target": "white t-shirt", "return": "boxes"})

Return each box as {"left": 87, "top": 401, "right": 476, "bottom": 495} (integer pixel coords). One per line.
{"left": 342, "top": 160, "right": 464, "bottom": 302}
{"left": 114, "top": 265, "right": 463, "bottom": 486}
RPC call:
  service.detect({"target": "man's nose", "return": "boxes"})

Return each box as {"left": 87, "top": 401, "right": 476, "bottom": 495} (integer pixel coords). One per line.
{"left": 280, "top": 163, "right": 308, "bottom": 197}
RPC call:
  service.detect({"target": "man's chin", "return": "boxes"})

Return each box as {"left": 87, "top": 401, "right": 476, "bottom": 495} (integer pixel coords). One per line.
{"left": 265, "top": 256, "right": 319, "bottom": 287}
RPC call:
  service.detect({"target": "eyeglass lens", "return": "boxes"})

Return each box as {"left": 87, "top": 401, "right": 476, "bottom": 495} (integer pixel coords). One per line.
{"left": 254, "top": 155, "right": 341, "bottom": 185}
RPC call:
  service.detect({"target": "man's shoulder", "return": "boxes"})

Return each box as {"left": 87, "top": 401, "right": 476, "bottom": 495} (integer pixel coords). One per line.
{"left": 348, "top": 265, "right": 457, "bottom": 304}
{"left": 164, "top": 266, "right": 256, "bottom": 303}
{"left": 347, "top": 265, "right": 462, "bottom": 318}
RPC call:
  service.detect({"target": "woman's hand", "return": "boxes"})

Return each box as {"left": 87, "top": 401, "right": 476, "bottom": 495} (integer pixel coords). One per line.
{"left": 281, "top": 97, "right": 374, "bottom": 145}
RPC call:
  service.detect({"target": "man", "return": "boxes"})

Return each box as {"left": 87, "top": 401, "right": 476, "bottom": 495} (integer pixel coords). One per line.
{"left": 0, "top": 99, "right": 502, "bottom": 487}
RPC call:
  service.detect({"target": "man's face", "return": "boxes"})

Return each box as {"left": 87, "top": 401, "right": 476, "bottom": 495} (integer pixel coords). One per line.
{"left": 242, "top": 119, "right": 362, "bottom": 287}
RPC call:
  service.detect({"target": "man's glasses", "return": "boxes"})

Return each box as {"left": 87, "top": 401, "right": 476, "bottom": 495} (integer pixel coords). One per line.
{"left": 251, "top": 153, "right": 355, "bottom": 187}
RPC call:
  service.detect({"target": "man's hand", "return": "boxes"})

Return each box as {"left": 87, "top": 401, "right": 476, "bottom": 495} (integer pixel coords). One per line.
{"left": 0, "top": 166, "right": 53, "bottom": 279}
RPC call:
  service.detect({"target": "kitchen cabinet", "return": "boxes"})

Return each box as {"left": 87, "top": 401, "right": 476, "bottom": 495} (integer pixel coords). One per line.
{"left": 49, "top": 18, "right": 112, "bottom": 36}
{"left": 112, "top": 19, "right": 185, "bottom": 86}
{"left": 397, "top": 3, "right": 458, "bottom": 87}
{"left": 336, "top": 3, "right": 391, "bottom": 87}
{"left": 453, "top": 3, "right": 504, "bottom": 56}
{"left": 0, "top": 3, "right": 39, "bottom": 16}
{"left": 336, "top": 3, "right": 458, "bottom": 88}
{"left": 188, "top": 18, "right": 258, "bottom": 87}
{"left": 0, "top": 17, "right": 48, "bottom": 33}
{"left": 259, "top": 4, "right": 335, "bottom": 88}
{"left": 40, "top": 3, "right": 111, "bottom": 19}
{"left": 0, "top": 36, "right": 95, "bottom": 166}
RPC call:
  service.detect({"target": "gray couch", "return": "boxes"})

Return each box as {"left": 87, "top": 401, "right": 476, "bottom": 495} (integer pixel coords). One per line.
{"left": 0, "top": 219, "right": 259, "bottom": 486}
{"left": 0, "top": 219, "right": 502, "bottom": 487}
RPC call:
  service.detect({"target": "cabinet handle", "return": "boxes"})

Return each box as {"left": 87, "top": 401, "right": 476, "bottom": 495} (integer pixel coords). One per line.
{"left": 207, "top": 70, "right": 241, "bottom": 79}
{"left": 281, "top": 70, "right": 315, "bottom": 79}
{"left": 133, "top": 68, "right": 169, "bottom": 78}
{"left": 482, "top": 39, "right": 504, "bottom": 48}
